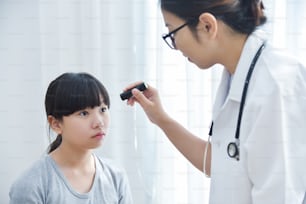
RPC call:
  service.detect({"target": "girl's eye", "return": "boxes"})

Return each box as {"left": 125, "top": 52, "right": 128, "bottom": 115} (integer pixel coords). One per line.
{"left": 101, "top": 107, "right": 108, "bottom": 113}
{"left": 79, "top": 111, "right": 89, "bottom": 116}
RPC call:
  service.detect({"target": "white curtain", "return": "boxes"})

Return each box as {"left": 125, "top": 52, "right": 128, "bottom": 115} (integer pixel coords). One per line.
{"left": 0, "top": 1, "right": 305, "bottom": 204}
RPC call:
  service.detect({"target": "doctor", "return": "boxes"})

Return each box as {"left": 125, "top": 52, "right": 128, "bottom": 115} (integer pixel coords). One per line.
{"left": 124, "top": 0, "right": 306, "bottom": 203}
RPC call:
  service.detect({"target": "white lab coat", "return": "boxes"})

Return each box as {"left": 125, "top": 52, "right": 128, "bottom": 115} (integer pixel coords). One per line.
{"left": 209, "top": 30, "right": 306, "bottom": 204}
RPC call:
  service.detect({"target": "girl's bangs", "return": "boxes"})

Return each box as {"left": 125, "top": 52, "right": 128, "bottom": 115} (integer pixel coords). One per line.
{"left": 54, "top": 75, "right": 109, "bottom": 116}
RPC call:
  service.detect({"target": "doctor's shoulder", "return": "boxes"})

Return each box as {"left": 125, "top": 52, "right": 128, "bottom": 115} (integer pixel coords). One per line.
{"left": 9, "top": 155, "right": 51, "bottom": 204}
{"left": 263, "top": 43, "right": 305, "bottom": 70}
{"left": 260, "top": 44, "right": 306, "bottom": 88}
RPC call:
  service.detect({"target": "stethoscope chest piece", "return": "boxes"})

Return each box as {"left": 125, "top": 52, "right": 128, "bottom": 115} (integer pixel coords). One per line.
{"left": 227, "top": 140, "right": 240, "bottom": 161}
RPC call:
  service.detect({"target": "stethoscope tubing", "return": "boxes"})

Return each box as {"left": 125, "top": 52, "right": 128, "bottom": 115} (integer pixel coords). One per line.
{"left": 209, "top": 42, "right": 266, "bottom": 161}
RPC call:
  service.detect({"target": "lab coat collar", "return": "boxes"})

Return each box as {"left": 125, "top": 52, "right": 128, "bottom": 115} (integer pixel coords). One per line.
{"left": 228, "top": 29, "right": 267, "bottom": 102}
{"left": 212, "top": 29, "right": 267, "bottom": 119}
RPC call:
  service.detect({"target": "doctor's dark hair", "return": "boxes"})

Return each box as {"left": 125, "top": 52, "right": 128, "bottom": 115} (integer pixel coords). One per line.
{"left": 160, "top": 0, "right": 267, "bottom": 35}
{"left": 45, "top": 72, "right": 110, "bottom": 153}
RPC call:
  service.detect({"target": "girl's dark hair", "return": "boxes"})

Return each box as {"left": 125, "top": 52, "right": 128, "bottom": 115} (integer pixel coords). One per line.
{"left": 160, "top": 0, "right": 267, "bottom": 35}
{"left": 45, "top": 72, "right": 110, "bottom": 153}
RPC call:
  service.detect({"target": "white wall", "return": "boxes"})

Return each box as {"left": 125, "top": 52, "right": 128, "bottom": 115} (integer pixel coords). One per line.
{"left": 0, "top": 0, "right": 47, "bottom": 203}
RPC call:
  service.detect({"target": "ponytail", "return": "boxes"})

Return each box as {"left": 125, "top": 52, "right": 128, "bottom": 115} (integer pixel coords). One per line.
{"left": 219, "top": 0, "right": 267, "bottom": 34}
{"left": 48, "top": 135, "right": 62, "bottom": 153}
{"left": 256, "top": 1, "right": 266, "bottom": 25}
{"left": 240, "top": 0, "right": 266, "bottom": 26}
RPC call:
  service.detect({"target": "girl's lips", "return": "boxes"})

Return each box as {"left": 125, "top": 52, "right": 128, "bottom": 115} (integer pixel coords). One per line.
{"left": 93, "top": 132, "right": 105, "bottom": 139}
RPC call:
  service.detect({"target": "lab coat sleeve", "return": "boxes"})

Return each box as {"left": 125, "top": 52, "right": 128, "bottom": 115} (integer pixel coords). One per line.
{"left": 246, "top": 88, "right": 306, "bottom": 204}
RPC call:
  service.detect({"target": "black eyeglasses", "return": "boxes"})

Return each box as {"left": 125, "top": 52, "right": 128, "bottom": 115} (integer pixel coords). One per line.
{"left": 162, "top": 22, "right": 190, "bottom": 49}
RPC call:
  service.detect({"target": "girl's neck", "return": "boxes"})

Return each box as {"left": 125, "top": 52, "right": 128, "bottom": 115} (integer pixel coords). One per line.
{"left": 49, "top": 145, "right": 97, "bottom": 194}
{"left": 50, "top": 144, "right": 94, "bottom": 169}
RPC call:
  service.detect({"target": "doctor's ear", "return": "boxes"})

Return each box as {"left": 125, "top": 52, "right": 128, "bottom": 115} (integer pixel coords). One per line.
{"left": 198, "top": 13, "right": 218, "bottom": 38}
{"left": 47, "top": 115, "right": 62, "bottom": 135}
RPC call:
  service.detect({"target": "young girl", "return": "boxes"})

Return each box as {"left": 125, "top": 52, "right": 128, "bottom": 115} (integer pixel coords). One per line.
{"left": 10, "top": 72, "right": 133, "bottom": 204}
{"left": 124, "top": 0, "right": 306, "bottom": 203}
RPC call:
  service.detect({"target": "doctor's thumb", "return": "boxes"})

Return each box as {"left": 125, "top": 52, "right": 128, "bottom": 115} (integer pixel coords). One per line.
{"left": 132, "top": 88, "right": 143, "bottom": 100}
{"left": 131, "top": 88, "right": 150, "bottom": 107}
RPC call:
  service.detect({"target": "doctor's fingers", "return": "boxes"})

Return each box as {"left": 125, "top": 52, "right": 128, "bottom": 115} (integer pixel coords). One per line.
{"left": 126, "top": 82, "right": 157, "bottom": 104}
{"left": 129, "top": 87, "right": 154, "bottom": 107}
{"left": 131, "top": 88, "right": 167, "bottom": 125}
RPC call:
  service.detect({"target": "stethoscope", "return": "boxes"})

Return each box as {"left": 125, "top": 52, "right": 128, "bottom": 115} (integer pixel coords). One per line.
{"left": 209, "top": 42, "right": 266, "bottom": 161}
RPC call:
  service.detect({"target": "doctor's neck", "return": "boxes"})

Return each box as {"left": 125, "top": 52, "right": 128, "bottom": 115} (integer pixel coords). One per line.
{"left": 218, "top": 30, "right": 248, "bottom": 75}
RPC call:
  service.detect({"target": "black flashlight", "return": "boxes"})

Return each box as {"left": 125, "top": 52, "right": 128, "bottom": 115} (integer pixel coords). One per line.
{"left": 120, "top": 82, "right": 148, "bottom": 101}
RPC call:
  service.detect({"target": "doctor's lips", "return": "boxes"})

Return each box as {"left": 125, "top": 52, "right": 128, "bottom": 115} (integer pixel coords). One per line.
{"left": 120, "top": 82, "right": 148, "bottom": 100}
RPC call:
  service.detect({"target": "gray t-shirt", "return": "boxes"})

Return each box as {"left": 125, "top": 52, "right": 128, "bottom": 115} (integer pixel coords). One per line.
{"left": 9, "top": 154, "right": 133, "bottom": 204}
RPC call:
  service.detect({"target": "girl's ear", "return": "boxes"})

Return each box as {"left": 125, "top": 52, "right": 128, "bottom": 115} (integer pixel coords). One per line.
{"left": 47, "top": 115, "right": 62, "bottom": 135}
{"left": 198, "top": 12, "right": 218, "bottom": 39}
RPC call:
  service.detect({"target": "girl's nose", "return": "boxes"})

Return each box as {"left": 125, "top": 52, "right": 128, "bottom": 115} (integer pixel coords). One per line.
{"left": 94, "top": 116, "right": 104, "bottom": 128}
{"left": 96, "top": 120, "right": 102, "bottom": 127}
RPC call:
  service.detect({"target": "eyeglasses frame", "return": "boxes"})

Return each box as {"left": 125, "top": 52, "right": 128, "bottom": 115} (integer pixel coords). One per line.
{"left": 162, "top": 18, "right": 199, "bottom": 49}
{"left": 162, "top": 21, "right": 190, "bottom": 49}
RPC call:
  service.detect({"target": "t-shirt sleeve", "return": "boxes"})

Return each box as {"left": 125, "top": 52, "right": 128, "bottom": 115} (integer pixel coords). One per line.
{"left": 9, "top": 174, "right": 45, "bottom": 204}
{"left": 9, "top": 159, "right": 47, "bottom": 204}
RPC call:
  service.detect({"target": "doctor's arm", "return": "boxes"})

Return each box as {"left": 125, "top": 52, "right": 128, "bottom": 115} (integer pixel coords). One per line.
{"left": 246, "top": 93, "right": 306, "bottom": 203}
{"left": 125, "top": 83, "right": 211, "bottom": 174}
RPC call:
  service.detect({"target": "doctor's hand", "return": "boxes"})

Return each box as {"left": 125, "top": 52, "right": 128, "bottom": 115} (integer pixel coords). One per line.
{"left": 124, "top": 82, "right": 170, "bottom": 126}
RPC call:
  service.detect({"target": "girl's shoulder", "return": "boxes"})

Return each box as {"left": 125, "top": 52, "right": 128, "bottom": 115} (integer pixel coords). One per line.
{"left": 9, "top": 155, "right": 52, "bottom": 202}
{"left": 95, "top": 155, "right": 126, "bottom": 175}
{"left": 10, "top": 155, "right": 51, "bottom": 187}
{"left": 94, "top": 154, "right": 130, "bottom": 186}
